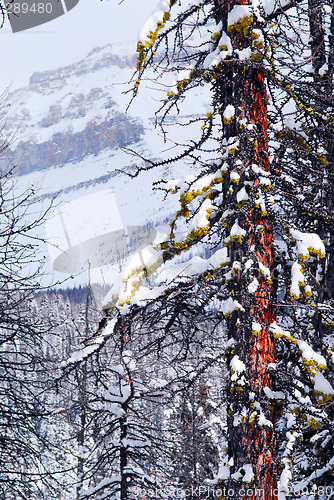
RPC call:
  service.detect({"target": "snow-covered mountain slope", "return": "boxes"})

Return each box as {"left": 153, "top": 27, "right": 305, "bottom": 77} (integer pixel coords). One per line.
{"left": 4, "top": 42, "right": 209, "bottom": 216}
{"left": 5, "top": 44, "right": 146, "bottom": 176}
{"left": 2, "top": 43, "right": 210, "bottom": 288}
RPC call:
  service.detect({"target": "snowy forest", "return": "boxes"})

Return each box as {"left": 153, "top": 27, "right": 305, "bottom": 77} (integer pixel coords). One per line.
{"left": 1, "top": 0, "right": 334, "bottom": 499}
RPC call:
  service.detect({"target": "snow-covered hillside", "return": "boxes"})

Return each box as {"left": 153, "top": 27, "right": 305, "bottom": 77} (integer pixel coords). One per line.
{"left": 2, "top": 43, "right": 209, "bottom": 287}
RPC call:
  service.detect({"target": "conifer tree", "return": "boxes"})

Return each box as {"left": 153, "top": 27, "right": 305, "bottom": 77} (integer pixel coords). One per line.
{"left": 167, "top": 375, "right": 221, "bottom": 496}
{"left": 99, "top": 0, "right": 334, "bottom": 498}
{"left": 278, "top": 1, "right": 334, "bottom": 494}
{"left": 55, "top": 2, "right": 334, "bottom": 498}
{"left": 60, "top": 305, "right": 173, "bottom": 500}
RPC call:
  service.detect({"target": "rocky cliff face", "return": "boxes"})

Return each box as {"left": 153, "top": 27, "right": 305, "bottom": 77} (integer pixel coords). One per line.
{"left": 4, "top": 44, "right": 145, "bottom": 176}
{"left": 10, "top": 113, "right": 143, "bottom": 176}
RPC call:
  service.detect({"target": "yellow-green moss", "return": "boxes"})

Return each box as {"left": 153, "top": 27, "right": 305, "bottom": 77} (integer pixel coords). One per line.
{"left": 228, "top": 14, "right": 254, "bottom": 35}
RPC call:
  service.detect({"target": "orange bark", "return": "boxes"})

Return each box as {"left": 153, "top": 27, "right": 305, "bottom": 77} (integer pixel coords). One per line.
{"left": 219, "top": 0, "right": 278, "bottom": 497}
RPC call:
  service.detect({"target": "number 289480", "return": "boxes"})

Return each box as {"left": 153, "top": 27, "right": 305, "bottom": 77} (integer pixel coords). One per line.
{"left": 6, "top": 2, "right": 53, "bottom": 14}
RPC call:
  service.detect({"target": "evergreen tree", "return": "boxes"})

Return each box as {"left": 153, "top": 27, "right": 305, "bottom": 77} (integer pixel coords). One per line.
{"left": 167, "top": 375, "right": 221, "bottom": 497}
{"left": 60, "top": 308, "right": 175, "bottom": 500}
{"left": 50, "top": 1, "right": 334, "bottom": 498}
{"left": 99, "top": 0, "right": 334, "bottom": 498}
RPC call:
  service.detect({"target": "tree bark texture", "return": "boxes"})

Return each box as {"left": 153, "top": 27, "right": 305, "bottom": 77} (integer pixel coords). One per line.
{"left": 214, "top": 1, "right": 278, "bottom": 497}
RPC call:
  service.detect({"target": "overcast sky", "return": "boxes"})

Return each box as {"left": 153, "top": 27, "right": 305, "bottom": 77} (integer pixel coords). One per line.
{"left": 1, "top": 0, "right": 157, "bottom": 90}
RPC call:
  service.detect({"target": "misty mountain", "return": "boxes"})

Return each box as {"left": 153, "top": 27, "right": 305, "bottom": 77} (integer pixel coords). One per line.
{"left": 1, "top": 42, "right": 210, "bottom": 289}
{"left": 4, "top": 44, "right": 145, "bottom": 177}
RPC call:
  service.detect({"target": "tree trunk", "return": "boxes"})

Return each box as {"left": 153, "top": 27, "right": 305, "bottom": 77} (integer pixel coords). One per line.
{"left": 118, "top": 318, "right": 134, "bottom": 500}
{"left": 214, "top": 1, "right": 278, "bottom": 497}
{"left": 308, "top": 0, "right": 326, "bottom": 76}
{"left": 76, "top": 286, "right": 91, "bottom": 499}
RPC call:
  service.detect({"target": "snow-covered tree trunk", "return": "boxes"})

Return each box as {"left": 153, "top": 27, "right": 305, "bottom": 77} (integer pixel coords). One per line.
{"left": 214, "top": 0, "right": 278, "bottom": 496}
{"left": 118, "top": 318, "right": 133, "bottom": 500}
